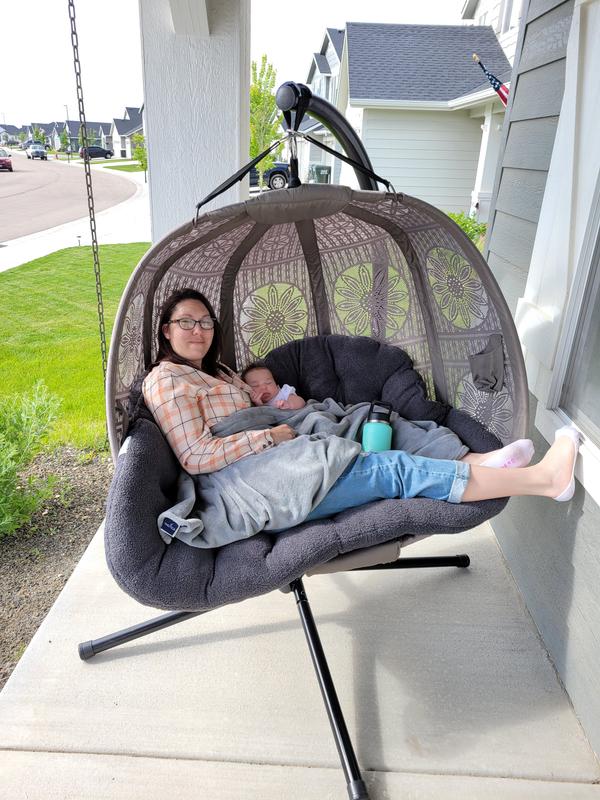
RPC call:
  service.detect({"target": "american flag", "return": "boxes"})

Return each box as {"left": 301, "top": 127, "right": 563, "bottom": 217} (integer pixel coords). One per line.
{"left": 473, "top": 53, "right": 509, "bottom": 107}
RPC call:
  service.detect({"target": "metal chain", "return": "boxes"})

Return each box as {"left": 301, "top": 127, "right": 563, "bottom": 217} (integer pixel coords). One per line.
{"left": 67, "top": 0, "right": 108, "bottom": 385}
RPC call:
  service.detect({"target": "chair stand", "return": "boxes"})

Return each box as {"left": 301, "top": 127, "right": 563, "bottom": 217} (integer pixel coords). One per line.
{"left": 78, "top": 555, "right": 469, "bottom": 800}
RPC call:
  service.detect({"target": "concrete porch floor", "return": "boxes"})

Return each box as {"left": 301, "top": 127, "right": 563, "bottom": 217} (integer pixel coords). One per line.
{"left": 1, "top": 523, "right": 599, "bottom": 799}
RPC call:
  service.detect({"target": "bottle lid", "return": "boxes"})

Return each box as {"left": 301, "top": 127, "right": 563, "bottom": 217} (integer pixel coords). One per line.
{"left": 367, "top": 401, "right": 392, "bottom": 422}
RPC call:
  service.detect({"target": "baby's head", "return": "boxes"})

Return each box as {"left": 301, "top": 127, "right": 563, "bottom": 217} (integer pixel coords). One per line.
{"left": 241, "top": 362, "right": 279, "bottom": 405}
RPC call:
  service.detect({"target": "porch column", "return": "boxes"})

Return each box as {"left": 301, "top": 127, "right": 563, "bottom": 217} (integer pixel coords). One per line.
{"left": 139, "top": 0, "right": 251, "bottom": 242}
{"left": 470, "top": 103, "right": 504, "bottom": 222}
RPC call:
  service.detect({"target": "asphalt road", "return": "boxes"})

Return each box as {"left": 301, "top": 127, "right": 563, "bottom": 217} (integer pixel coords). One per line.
{"left": 0, "top": 151, "right": 137, "bottom": 242}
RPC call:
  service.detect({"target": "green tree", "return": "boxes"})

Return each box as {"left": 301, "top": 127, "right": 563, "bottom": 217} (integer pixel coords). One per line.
{"left": 78, "top": 125, "right": 99, "bottom": 148}
{"left": 59, "top": 128, "right": 69, "bottom": 152}
{"left": 250, "top": 55, "right": 283, "bottom": 187}
{"left": 132, "top": 132, "right": 147, "bottom": 171}
{"left": 32, "top": 125, "right": 45, "bottom": 144}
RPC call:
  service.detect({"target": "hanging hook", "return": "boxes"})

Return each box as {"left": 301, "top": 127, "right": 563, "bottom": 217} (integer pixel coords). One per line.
{"left": 287, "top": 130, "right": 301, "bottom": 188}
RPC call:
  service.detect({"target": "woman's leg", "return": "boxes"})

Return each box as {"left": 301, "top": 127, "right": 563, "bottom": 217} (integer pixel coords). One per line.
{"left": 461, "top": 439, "right": 534, "bottom": 468}
{"left": 305, "top": 427, "right": 580, "bottom": 522}
{"left": 462, "top": 428, "right": 580, "bottom": 502}
{"left": 305, "top": 449, "right": 470, "bottom": 522}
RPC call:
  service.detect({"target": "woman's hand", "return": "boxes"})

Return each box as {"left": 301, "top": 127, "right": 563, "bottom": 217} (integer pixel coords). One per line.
{"left": 270, "top": 424, "right": 296, "bottom": 444}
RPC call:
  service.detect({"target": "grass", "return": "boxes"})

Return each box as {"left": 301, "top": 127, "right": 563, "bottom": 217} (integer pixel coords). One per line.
{"left": 0, "top": 243, "right": 151, "bottom": 449}
{"left": 104, "top": 164, "right": 144, "bottom": 172}
{"left": 52, "top": 154, "right": 135, "bottom": 164}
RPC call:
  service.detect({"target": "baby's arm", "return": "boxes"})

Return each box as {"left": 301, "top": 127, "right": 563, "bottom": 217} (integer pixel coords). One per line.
{"left": 276, "top": 393, "right": 306, "bottom": 410}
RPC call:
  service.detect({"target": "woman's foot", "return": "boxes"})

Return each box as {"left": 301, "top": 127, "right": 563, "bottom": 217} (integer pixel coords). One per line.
{"left": 540, "top": 427, "right": 582, "bottom": 501}
{"left": 479, "top": 439, "right": 535, "bottom": 468}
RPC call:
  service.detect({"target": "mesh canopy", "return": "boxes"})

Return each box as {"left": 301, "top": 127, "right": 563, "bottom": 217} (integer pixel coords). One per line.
{"left": 107, "top": 184, "right": 527, "bottom": 458}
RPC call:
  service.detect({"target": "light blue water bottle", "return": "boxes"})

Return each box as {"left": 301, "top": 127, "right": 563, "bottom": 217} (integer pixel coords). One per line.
{"left": 361, "top": 401, "right": 393, "bottom": 452}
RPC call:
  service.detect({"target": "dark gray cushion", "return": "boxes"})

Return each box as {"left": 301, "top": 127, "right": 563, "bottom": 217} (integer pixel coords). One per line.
{"left": 105, "top": 336, "right": 506, "bottom": 611}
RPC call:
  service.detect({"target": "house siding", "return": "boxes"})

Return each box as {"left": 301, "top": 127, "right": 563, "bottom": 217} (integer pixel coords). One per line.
{"left": 485, "top": 0, "right": 573, "bottom": 313}
{"left": 470, "top": 0, "right": 524, "bottom": 62}
{"left": 487, "top": 0, "right": 600, "bottom": 758}
{"left": 361, "top": 108, "right": 481, "bottom": 212}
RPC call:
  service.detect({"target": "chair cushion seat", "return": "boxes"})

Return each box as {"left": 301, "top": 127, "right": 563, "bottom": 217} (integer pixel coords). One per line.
{"left": 105, "top": 336, "right": 506, "bottom": 611}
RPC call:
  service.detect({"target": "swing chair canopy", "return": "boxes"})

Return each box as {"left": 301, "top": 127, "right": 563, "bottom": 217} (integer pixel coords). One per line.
{"left": 108, "top": 184, "right": 527, "bottom": 458}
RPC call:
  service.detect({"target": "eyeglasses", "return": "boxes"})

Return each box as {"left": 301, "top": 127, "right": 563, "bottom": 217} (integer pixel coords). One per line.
{"left": 169, "top": 316, "right": 215, "bottom": 331}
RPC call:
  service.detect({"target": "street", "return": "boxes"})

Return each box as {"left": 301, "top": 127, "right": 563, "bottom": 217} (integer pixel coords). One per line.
{"left": 0, "top": 151, "right": 137, "bottom": 242}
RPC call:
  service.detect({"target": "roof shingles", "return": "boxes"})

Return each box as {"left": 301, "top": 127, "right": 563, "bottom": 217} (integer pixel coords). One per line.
{"left": 346, "top": 23, "right": 511, "bottom": 102}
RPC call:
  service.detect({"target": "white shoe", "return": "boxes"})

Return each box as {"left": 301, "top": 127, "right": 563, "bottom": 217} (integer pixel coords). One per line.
{"left": 553, "top": 426, "right": 582, "bottom": 502}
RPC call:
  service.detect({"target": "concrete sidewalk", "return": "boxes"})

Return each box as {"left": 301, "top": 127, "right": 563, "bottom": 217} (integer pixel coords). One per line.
{"left": 0, "top": 163, "right": 151, "bottom": 273}
{"left": 1, "top": 524, "right": 598, "bottom": 799}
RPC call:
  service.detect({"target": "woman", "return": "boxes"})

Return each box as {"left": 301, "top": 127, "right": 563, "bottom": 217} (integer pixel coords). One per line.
{"left": 142, "top": 289, "right": 581, "bottom": 527}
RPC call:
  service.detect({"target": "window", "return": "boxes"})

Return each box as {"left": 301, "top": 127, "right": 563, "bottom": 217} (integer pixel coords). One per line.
{"left": 534, "top": 179, "right": 600, "bottom": 507}
{"left": 501, "top": 0, "right": 514, "bottom": 33}
{"left": 560, "top": 237, "right": 600, "bottom": 444}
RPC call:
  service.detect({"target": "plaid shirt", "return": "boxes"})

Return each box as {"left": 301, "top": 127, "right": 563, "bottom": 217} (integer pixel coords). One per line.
{"left": 142, "top": 361, "right": 274, "bottom": 474}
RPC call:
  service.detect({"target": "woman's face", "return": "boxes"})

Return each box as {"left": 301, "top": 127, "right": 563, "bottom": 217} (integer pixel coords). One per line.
{"left": 163, "top": 299, "right": 214, "bottom": 368}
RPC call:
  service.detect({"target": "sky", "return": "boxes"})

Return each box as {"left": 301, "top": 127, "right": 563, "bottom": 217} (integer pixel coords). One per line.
{"left": 0, "top": 0, "right": 464, "bottom": 127}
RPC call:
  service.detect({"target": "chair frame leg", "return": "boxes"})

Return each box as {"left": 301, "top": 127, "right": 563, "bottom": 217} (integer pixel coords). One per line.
{"left": 77, "top": 554, "right": 469, "bottom": 799}
{"left": 291, "top": 577, "right": 370, "bottom": 800}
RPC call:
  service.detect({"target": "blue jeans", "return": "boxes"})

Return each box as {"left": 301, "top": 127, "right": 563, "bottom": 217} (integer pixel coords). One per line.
{"left": 304, "top": 451, "right": 470, "bottom": 523}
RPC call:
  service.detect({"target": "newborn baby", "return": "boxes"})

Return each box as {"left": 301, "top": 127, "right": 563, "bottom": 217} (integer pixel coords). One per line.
{"left": 241, "top": 363, "right": 307, "bottom": 410}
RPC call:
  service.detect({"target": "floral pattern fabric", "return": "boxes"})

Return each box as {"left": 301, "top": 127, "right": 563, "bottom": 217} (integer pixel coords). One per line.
{"left": 240, "top": 282, "right": 308, "bottom": 358}
{"left": 334, "top": 262, "right": 409, "bottom": 339}
{"left": 426, "top": 248, "right": 488, "bottom": 330}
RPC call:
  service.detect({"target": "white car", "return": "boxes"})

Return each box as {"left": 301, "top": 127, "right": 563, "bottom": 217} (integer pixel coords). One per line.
{"left": 26, "top": 144, "right": 47, "bottom": 160}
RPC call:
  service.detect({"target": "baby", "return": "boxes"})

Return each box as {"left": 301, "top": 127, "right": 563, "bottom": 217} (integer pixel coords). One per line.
{"left": 241, "top": 363, "right": 307, "bottom": 410}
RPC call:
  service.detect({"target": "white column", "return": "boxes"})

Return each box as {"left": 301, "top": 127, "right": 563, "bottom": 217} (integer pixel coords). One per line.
{"left": 470, "top": 103, "right": 503, "bottom": 222}
{"left": 139, "top": 0, "right": 250, "bottom": 242}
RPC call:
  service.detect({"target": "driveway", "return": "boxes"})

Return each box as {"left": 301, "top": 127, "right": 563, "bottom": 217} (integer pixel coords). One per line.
{"left": 0, "top": 151, "right": 137, "bottom": 242}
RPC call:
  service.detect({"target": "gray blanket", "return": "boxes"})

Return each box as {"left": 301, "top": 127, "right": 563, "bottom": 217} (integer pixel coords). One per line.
{"left": 157, "top": 399, "right": 469, "bottom": 549}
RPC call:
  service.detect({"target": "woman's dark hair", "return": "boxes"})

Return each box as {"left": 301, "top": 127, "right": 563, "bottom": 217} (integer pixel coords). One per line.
{"left": 155, "top": 288, "right": 222, "bottom": 376}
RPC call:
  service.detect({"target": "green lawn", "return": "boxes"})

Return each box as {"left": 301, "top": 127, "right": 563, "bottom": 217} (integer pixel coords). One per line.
{"left": 104, "top": 164, "right": 144, "bottom": 172}
{"left": 0, "top": 243, "right": 151, "bottom": 450}
{"left": 53, "top": 155, "right": 135, "bottom": 164}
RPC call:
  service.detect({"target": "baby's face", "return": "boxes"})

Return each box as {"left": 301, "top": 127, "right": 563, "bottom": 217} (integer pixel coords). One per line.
{"left": 245, "top": 368, "right": 279, "bottom": 404}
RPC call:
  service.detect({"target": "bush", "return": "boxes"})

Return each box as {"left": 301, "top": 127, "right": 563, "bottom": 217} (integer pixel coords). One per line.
{"left": 447, "top": 212, "right": 487, "bottom": 249}
{"left": 0, "top": 383, "right": 60, "bottom": 540}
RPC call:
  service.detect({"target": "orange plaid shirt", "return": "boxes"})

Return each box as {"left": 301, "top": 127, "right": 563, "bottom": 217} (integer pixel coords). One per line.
{"left": 142, "top": 361, "right": 274, "bottom": 475}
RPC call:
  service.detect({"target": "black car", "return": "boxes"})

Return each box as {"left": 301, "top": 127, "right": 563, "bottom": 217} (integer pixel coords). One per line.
{"left": 79, "top": 145, "right": 114, "bottom": 160}
{"left": 249, "top": 161, "right": 289, "bottom": 190}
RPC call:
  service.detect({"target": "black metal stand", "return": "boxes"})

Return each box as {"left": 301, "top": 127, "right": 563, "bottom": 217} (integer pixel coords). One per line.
{"left": 78, "top": 554, "right": 469, "bottom": 798}
{"left": 291, "top": 577, "right": 370, "bottom": 800}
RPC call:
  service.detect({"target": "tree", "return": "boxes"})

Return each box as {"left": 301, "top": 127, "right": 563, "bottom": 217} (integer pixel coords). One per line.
{"left": 78, "top": 125, "right": 99, "bottom": 148}
{"left": 132, "top": 132, "right": 147, "bottom": 172}
{"left": 59, "top": 129, "right": 69, "bottom": 152}
{"left": 32, "top": 125, "right": 45, "bottom": 144}
{"left": 250, "top": 55, "right": 283, "bottom": 187}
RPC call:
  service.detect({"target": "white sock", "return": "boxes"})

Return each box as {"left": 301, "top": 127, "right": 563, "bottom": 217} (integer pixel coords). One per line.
{"left": 480, "top": 439, "right": 535, "bottom": 468}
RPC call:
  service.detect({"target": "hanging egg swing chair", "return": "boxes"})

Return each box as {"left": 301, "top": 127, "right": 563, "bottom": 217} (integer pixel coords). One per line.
{"left": 84, "top": 83, "right": 528, "bottom": 800}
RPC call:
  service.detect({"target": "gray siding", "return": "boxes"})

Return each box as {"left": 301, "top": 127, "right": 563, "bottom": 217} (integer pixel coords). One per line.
{"left": 485, "top": 0, "right": 574, "bottom": 312}
{"left": 493, "top": 396, "right": 600, "bottom": 758}
{"left": 487, "top": 0, "right": 600, "bottom": 759}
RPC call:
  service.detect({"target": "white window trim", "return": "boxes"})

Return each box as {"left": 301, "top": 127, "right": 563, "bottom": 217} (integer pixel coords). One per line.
{"left": 515, "top": 0, "right": 600, "bottom": 506}
{"left": 535, "top": 166, "right": 600, "bottom": 507}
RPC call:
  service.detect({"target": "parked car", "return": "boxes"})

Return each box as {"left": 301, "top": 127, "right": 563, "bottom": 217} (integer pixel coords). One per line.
{"left": 0, "top": 148, "right": 13, "bottom": 171}
{"left": 21, "top": 139, "right": 44, "bottom": 150}
{"left": 79, "top": 145, "right": 113, "bottom": 160}
{"left": 249, "top": 161, "right": 289, "bottom": 190}
{"left": 26, "top": 144, "right": 47, "bottom": 160}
